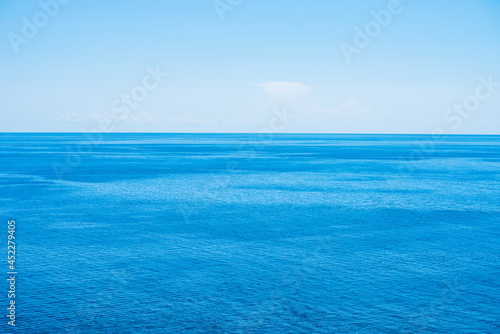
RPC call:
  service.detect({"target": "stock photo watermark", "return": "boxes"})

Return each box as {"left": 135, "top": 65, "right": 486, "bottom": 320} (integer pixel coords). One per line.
{"left": 6, "top": 220, "right": 17, "bottom": 327}
{"left": 236, "top": 235, "right": 334, "bottom": 332}
{"left": 61, "top": 268, "right": 130, "bottom": 333}
{"left": 403, "top": 277, "right": 467, "bottom": 333}
{"left": 110, "top": 65, "right": 168, "bottom": 118}
{"left": 399, "top": 74, "right": 500, "bottom": 173}
{"left": 178, "top": 106, "right": 295, "bottom": 224}
{"left": 340, "top": 0, "right": 407, "bottom": 63}
{"left": 51, "top": 64, "right": 169, "bottom": 179}
{"left": 7, "top": 0, "right": 71, "bottom": 54}
{"left": 213, "top": 0, "right": 243, "bottom": 21}
{"left": 442, "top": 75, "right": 499, "bottom": 129}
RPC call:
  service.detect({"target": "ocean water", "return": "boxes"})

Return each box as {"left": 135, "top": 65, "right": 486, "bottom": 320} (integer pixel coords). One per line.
{"left": 1, "top": 133, "right": 499, "bottom": 333}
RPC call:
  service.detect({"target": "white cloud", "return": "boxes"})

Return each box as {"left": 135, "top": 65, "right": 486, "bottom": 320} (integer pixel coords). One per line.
{"left": 257, "top": 81, "right": 310, "bottom": 100}
{"left": 115, "top": 112, "right": 154, "bottom": 124}
{"left": 50, "top": 113, "right": 80, "bottom": 123}
{"left": 335, "top": 99, "right": 370, "bottom": 114}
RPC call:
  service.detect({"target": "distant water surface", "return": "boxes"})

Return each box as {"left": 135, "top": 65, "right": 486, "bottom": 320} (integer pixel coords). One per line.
{"left": 0, "top": 133, "right": 499, "bottom": 333}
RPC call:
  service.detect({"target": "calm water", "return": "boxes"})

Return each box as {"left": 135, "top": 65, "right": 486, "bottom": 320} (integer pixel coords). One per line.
{"left": 1, "top": 133, "right": 499, "bottom": 333}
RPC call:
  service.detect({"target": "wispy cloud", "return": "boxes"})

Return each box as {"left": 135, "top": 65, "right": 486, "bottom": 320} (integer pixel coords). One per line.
{"left": 256, "top": 81, "right": 310, "bottom": 101}
{"left": 50, "top": 113, "right": 80, "bottom": 124}
{"left": 50, "top": 112, "right": 154, "bottom": 125}
{"left": 304, "top": 99, "right": 370, "bottom": 116}
{"left": 335, "top": 99, "right": 370, "bottom": 114}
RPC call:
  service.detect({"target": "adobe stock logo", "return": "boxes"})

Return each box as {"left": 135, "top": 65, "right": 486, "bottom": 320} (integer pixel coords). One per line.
{"left": 213, "top": 0, "right": 243, "bottom": 21}
{"left": 397, "top": 74, "right": 499, "bottom": 175}
{"left": 7, "top": 0, "right": 70, "bottom": 54}
{"left": 110, "top": 65, "right": 170, "bottom": 118}
{"left": 443, "top": 75, "right": 500, "bottom": 129}
{"left": 340, "top": 0, "right": 405, "bottom": 63}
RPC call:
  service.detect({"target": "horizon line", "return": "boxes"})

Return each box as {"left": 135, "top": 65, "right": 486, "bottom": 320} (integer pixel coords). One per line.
{"left": 1, "top": 132, "right": 500, "bottom": 136}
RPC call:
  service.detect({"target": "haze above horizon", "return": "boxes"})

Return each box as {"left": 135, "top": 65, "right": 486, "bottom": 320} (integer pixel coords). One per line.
{"left": 1, "top": 0, "right": 500, "bottom": 134}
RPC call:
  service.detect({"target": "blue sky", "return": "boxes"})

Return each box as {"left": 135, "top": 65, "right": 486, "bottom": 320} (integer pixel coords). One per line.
{"left": 1, "top": 0, "right": 499, "bottom": 133}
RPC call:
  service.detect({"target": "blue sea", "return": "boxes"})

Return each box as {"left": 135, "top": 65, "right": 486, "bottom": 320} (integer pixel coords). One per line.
{"left": 1, "top": 133, "right": 499, "bottom": 333}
